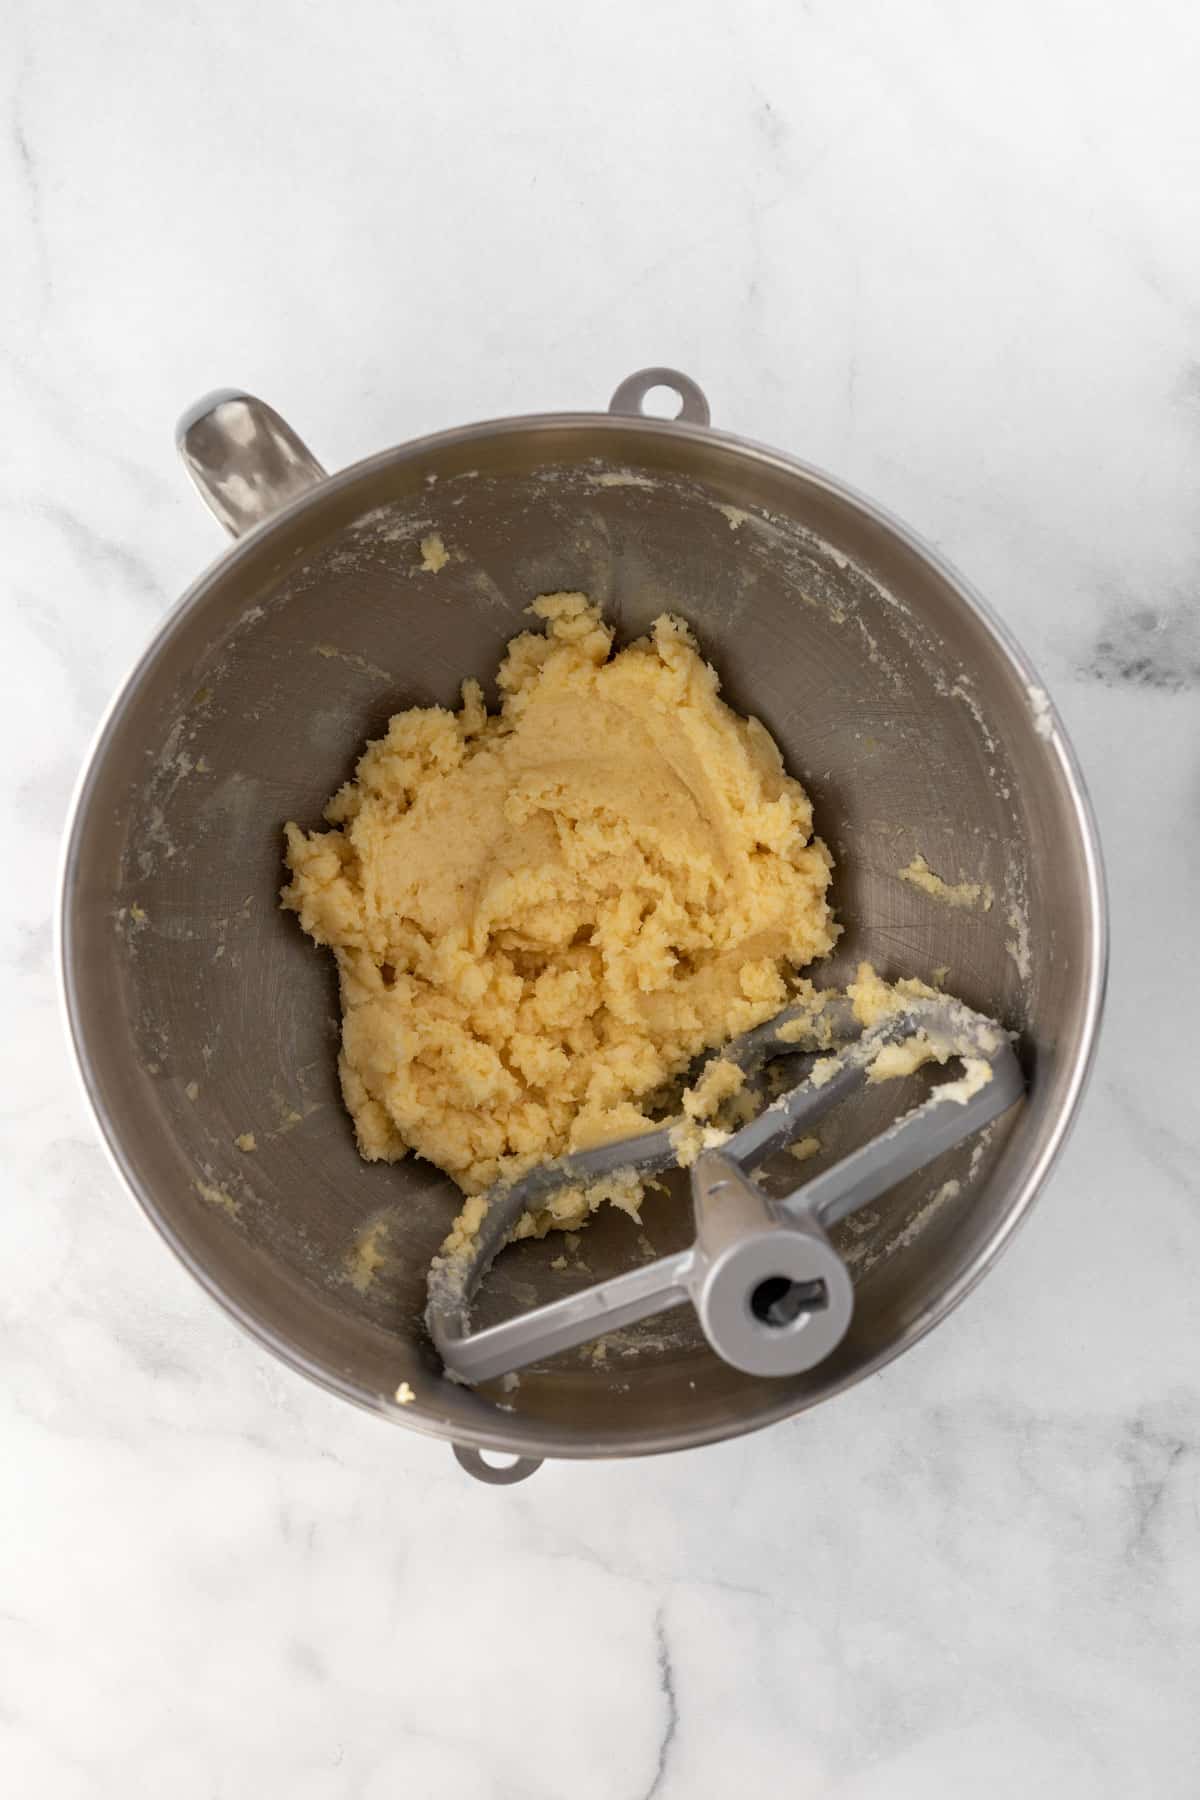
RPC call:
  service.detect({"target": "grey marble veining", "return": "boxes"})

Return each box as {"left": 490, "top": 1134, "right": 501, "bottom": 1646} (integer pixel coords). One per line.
{"left": 1081, "top": 598, "right": 1200, "bottom": 691}
{"left": 3, "top": 2, "right": 1199, "bottom": 1794}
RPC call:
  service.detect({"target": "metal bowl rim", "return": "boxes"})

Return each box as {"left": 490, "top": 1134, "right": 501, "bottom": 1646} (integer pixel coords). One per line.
{"left": 57, "top": 408, "right": 1109, "bottom": 1460}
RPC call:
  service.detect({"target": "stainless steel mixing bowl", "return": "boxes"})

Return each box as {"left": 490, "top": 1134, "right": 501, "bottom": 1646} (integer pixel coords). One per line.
{"left": 60, "top": 368, "right": 1106, "bottom": 1482}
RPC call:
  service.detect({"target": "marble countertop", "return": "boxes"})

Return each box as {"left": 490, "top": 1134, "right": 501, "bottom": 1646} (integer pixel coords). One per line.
{"left": 5, "top": 2, "right": 1199, "bottom": 1793}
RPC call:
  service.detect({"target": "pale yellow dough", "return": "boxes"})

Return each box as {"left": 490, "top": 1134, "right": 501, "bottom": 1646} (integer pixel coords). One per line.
{"left": 282, "top": 594, "right": 836, "bottom": 1228}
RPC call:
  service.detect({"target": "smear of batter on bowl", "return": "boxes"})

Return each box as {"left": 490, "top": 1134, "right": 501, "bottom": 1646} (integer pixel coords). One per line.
{"left": 788, "top": 1135, "right": 820, "bottom": 1162}
{"left": 195, "top": 1178, "right": 239, "bottom": 1218}
{"left": 899, "top": 851, "right": 994, "bottom": 913}
{"left": 346, "top": 1214, "right": 391, "bottom": 1293}
{"left": 589, "top": 470, "right": 657, "bottom": 490}
{"left": 283, "top": 593, "right": 837, "bottom": 1240}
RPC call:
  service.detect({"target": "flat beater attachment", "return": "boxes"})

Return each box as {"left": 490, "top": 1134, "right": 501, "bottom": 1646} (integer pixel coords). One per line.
{"left": 427, "top": 994, "right": 1024, "bottom": 1384}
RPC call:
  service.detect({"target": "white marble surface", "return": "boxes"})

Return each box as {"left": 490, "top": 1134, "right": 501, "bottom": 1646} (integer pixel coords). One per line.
{"left": 4, "top": 1, "right": 1200, "bottom": 1793}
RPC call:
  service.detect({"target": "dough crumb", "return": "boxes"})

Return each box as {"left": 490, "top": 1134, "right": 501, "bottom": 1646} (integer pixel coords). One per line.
{"left": 234, "top": 1131, "right": 257, "bottom": 1152}
{"left": 717, "top": 504, "right": 750, "bottom": 531}
{"left": 775, "top": 994, "right": 835, "bottom": 1049}
{"left": 195, "top": 1179, "right": 239, "bottom": 1218}
{"left": 418, "top": 533, "right": 449, "bottom": 573}
{"left": 899, "top": 852, "right": 993, "bottom": 912}
{"left": 509, "top": 1167, "right": 645, "bottom": 1241}
{"left": 682, "top": 1058, "right": 745, "bottom": 1121}
{"left": 930, "top": 1057, "right": 993, "bottom": 1105}
{"left": 669, "top": 1118, "right": 730, "bottom": 1168}
{"left": 868, "top": 1033, "right": 941, "bottom": 1083}
{"left": 1028, "top": 685, "right": 1053, "bottom": 739}
{"left": 394, "top": 1380, "right": 415, "bottom": 1405}
{"left": 788, "top": 1135, "right": 821, "bottom": 1162}
{"left": 848, "top": 961, "right": 933, "bottom": 1026}
{"left": 549, "top": 1254, "right": 568, "bottom": 1271}
{"left": 184, "top": 1080, "right": 200, "bottom": 1102}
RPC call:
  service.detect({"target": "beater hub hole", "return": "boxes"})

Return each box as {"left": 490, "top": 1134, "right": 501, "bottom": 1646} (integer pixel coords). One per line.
{"left": 750, "top": 1274, "right": 829, "bottom": 1327}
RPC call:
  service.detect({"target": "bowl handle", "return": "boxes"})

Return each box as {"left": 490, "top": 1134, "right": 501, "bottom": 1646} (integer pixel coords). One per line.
{"left": 452, "top": 1443, "right": 542, "bottom": 1485}
{"left": 609, "top": 367, "right": 711, "bottom": 426}
{"left": 175, "top": 390, "right": 327, "bottom": 538}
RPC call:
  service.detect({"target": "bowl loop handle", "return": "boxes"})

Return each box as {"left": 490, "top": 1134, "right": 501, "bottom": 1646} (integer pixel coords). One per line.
{"left": 609, "top": 367, "right": 711, "bottom": 427}
{"left": 452, "top": 1443, "right": 543, "bottom": 1486}
{"left": 175, "top": 391, "right": 328, "bottom": 538}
